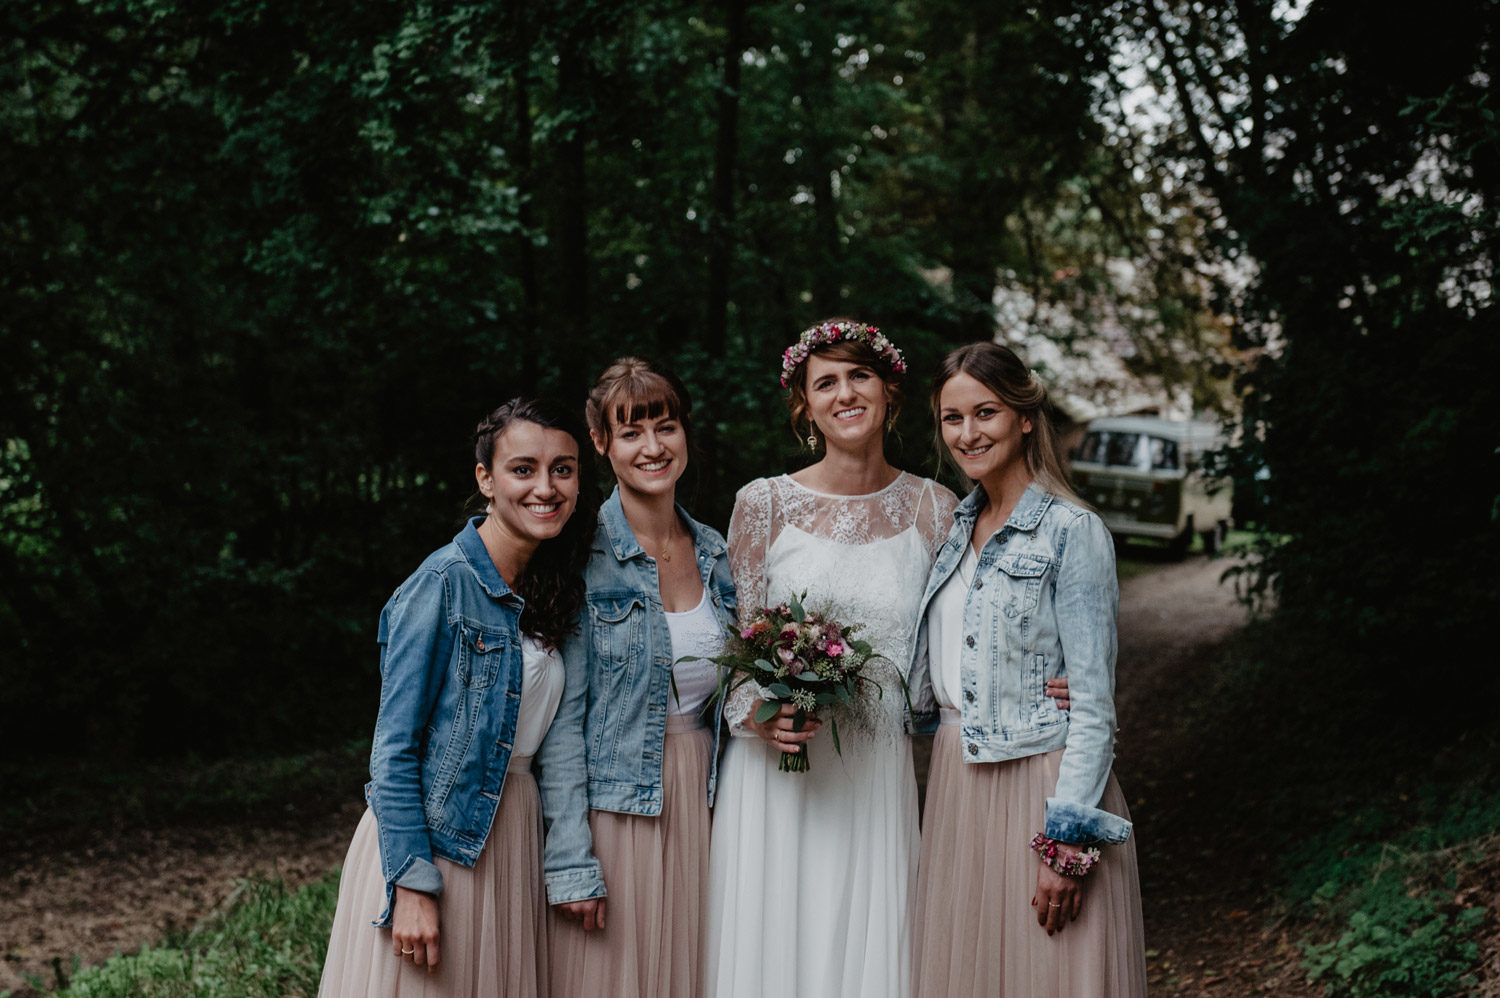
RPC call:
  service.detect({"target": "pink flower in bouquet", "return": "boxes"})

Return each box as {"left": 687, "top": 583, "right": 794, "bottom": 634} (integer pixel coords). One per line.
{"left": 826, "top": 641, "right": 845, "bottom": 657}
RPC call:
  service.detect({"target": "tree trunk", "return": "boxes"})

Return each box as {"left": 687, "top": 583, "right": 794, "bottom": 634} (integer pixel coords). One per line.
{"left": 705, "top": 0, "right": 746, "bottom": 357}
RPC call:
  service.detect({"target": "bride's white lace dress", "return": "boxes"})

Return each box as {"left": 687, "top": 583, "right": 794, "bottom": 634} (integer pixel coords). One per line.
{"left": 705, "top": 472, "right": 957, "bottom": 998}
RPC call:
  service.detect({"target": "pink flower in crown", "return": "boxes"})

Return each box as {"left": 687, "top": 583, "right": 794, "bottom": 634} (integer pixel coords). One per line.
{"left": 778, "top": 319, "right": 907, "bottom": 387}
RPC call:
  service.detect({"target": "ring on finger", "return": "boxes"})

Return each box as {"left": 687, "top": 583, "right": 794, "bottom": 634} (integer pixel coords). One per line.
{"left": 401, "top": 947, "right": 417, "bottom": 955}
{"left": 1048, "top": 902, "right": 1061, "bottom": 908}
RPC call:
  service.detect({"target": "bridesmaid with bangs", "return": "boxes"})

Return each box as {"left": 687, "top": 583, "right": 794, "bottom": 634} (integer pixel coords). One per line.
{"left": 535, "top": 358, "right": 737, "bottom": 998}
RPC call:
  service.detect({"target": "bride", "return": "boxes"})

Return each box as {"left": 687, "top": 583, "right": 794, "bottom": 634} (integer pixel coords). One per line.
{"left": 704, "top": 320, "right": 958, "bottom": 998}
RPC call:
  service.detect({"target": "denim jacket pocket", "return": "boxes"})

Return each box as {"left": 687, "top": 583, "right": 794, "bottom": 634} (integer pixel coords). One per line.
{"left": 456, "top": 619, "right": 508, "bottom": 689}
{"left": 996, "top": 553, "right": 1050, "bottom": 619}
{"left": 590, "top": 595, "right": 646, "bottom": 664}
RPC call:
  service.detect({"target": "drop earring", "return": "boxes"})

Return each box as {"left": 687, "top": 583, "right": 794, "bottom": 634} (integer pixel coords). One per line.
{"left": 806, "top": 426, "right": 820, "bottom": 450}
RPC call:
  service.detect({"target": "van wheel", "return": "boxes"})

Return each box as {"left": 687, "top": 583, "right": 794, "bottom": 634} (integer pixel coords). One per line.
{"left": 1200, "top": 521, "right": 1226, "bottom": 556}
{"left": 1167, "top": 520, "right": 1193, "bottom": 560}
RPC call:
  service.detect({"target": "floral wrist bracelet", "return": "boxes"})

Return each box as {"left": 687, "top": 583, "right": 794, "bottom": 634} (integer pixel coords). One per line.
{"left": 1029, "top": 833, "right": 1101, "bottom": 878}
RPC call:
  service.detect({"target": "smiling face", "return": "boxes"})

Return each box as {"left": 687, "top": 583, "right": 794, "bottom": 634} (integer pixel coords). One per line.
{"left": 803, "top": 353, "right": 891, "bottom": 451}
{"left": 596, "top": 408, "right": 687, "bottom": 501}
{"left": 938, "top": 371, "right": 1033, "bottom": 489}
{"left": 475, "top": 420, "right": 581, "bottom": 553}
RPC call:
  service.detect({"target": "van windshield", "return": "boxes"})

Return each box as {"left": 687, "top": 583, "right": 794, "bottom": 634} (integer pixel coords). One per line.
{"left": 1076, "top": 431, "right": 1180, "bottom": 472}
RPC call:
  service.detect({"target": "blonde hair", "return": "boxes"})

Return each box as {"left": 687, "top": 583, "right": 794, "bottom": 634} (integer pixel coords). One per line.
{"left": 929, "top": 342, "right": 1084, "bottom": 506}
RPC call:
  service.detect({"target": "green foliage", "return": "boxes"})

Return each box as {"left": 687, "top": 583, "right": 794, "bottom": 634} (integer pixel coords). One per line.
{"left": 48, "top": 875, "right": 340, "bottom": 997}
{"left": 3, "top": 0, "right": 1186, "bottom": 763}
{"left": 1303, "top": 891, "right": 1483, "bottom": 998}
{"left": 1294, "top": 786, "right": 1496, "bottom": 998}
{"left": 1086, "top": 0, "right": 1500, "bottom": 717}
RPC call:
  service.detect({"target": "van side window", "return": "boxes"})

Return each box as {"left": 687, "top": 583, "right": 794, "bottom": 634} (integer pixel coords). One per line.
{"left": 1105, "top": 432, "right": 1142, "bottom": 469}
{"left": 1075, "top": 432, "right": 1104, "bottom": 464}
{"left": 1149, "top": 438, "right": 1180, "bottom": 471}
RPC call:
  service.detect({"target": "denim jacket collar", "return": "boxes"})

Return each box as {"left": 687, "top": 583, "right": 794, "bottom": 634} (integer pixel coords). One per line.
{"left": 599, "top": 487, "right": 728, "bottom": 563}
{"left": 953, "top": 480, "right": 1054, "bottom": 534}
{"left": 454, "top": 516, "right": 524, "bottom": 606}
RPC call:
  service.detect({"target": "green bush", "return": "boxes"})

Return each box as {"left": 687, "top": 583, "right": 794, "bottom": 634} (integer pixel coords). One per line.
{"left": 1294, "top": 789, "right": 1496, "bottom": 998}
{"left": 1303, "top": 887, "right": 1483, "bottom": 998}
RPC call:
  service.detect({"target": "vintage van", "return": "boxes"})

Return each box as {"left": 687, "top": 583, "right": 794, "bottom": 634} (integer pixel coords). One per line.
{"left": 1069, "top": 416, "right": 1232, "bottom": 556}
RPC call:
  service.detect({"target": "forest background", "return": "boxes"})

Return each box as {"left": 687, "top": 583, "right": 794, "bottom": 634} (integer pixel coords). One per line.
{"left": 2, "top": 3, "right": 1498, "bottom": 989}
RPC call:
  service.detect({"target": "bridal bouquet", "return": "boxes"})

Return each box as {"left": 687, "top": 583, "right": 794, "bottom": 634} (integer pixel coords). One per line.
{"left": 709, "top": 593, "right": 888, "bottom": 773}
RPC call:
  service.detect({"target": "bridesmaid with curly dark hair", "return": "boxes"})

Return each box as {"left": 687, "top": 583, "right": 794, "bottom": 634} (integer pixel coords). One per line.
{"left": 320, "top": 397, "right": 597, "bottom": 998}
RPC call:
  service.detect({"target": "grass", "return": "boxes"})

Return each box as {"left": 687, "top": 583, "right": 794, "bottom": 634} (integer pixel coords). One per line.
{"left": 19, "top": 874, "right": 343, "bottom": 998}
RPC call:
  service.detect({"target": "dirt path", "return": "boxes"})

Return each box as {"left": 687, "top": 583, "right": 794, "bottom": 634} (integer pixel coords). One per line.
{"left": 3, "top": 553, "right": 1313, "bottom": 996}
{"left": 1110, "top": 554, "right": 1318, "bottom": 997}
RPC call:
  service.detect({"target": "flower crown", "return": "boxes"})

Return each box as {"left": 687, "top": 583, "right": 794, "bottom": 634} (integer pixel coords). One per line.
{"left": 779, "top": 320, "right": 907, "bottom": 388}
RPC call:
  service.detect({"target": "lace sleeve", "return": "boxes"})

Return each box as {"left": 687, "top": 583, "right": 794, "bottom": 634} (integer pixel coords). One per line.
{"left": 724, "top": 479, "right": 774, "bottom": 732}
{"left": 917, "top": 478, "right": 961, "bottom": 561}
{"left": 727, "top": 478, "right": 773, "bottom": 625}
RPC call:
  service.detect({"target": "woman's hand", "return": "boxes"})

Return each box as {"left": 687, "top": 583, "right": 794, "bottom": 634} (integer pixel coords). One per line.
{"left": 1045, "top": 676, "right": 1071, "bottom": 711}
{"left": 392, "top": 885, "right": 441, "bottom": 969}
{"left": 744, "top": 700, "right": 821, "bottom": 754}
{"left": 555, "top": 897, "right": 607, "bottom": 931}
{"left": 1031, "top": 851, "right": 1085, "bottom": 935}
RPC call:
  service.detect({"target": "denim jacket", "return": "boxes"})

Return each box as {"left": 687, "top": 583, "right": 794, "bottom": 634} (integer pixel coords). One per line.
{"left": 910, "top": 483, "right": 1132, "bottom": 846}
{"left": 536, "top": 488, "right": 737, "bottom": 905}
{"left": 365, "top": 516, "right": 529, "bottom": 926}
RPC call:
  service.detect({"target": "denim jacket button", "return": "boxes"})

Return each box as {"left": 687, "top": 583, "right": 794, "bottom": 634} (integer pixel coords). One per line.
{"left": 967, "top": 743, "right": 979, "bottom": 756}
{"left": 974, "top": 580, "right": 984, "bottom": 590}
{"left": 965, "top": 634, "right": 976, "bottom": 648}
{"left": 964, "top": 689, "right": 975, "bottom": 703}
{"left": 476, "top": 636, "right": 486, "bottom": 651}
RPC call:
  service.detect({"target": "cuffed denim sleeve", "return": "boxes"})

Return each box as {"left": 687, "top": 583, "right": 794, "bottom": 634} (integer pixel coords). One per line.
{"left": 367, "top": 569, "right": 453, "bottom": 926}
{"left": 1047, "top": 512, "right": 1132, "bottom": 846}
{"left": 535, "top": 613, "right": 606, "bottom": 905}
{"left": 905, "top": 620, "right": 939, "bottom": 736}
{"left": 1044, "top": 797, "right": 1133, "bottom": 844}
{"left": 393, "top": 856, "right": 445, "bottom": 893}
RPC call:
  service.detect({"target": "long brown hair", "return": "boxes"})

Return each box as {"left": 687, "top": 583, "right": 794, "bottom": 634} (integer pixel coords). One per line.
{"left": 929, "top": 342, "right": 1084, "bottom": 506}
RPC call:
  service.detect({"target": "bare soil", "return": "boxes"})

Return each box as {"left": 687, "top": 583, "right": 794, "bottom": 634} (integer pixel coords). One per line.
{"left": 0, "top": 553, "right": 1332, "bottom": 995}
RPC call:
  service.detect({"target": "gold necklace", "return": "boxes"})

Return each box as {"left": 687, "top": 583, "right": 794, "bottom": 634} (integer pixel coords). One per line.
{"left": 637, "top": 525, "right": 682, "bottom": 562}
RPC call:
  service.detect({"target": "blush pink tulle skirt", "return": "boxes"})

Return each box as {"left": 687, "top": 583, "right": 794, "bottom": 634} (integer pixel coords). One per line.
{"left": 913, "top": 725, "right": 1148, "bottom": 998}
{"left": 548, "top": 718, "right": 713, "bottom": 998}
{"left": 319, "top": 761, "right": 547, "bottom": 998}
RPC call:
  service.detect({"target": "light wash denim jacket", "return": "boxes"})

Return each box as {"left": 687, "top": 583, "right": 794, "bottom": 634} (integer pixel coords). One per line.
{"left": 910, "top": 483, "right": 1132, "bottom": 846}
{"left": 536, "top": 488, "right": 737, "bottom": 904}
{"left": 365, "top": 516, "right": 531, "bottom": 926}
